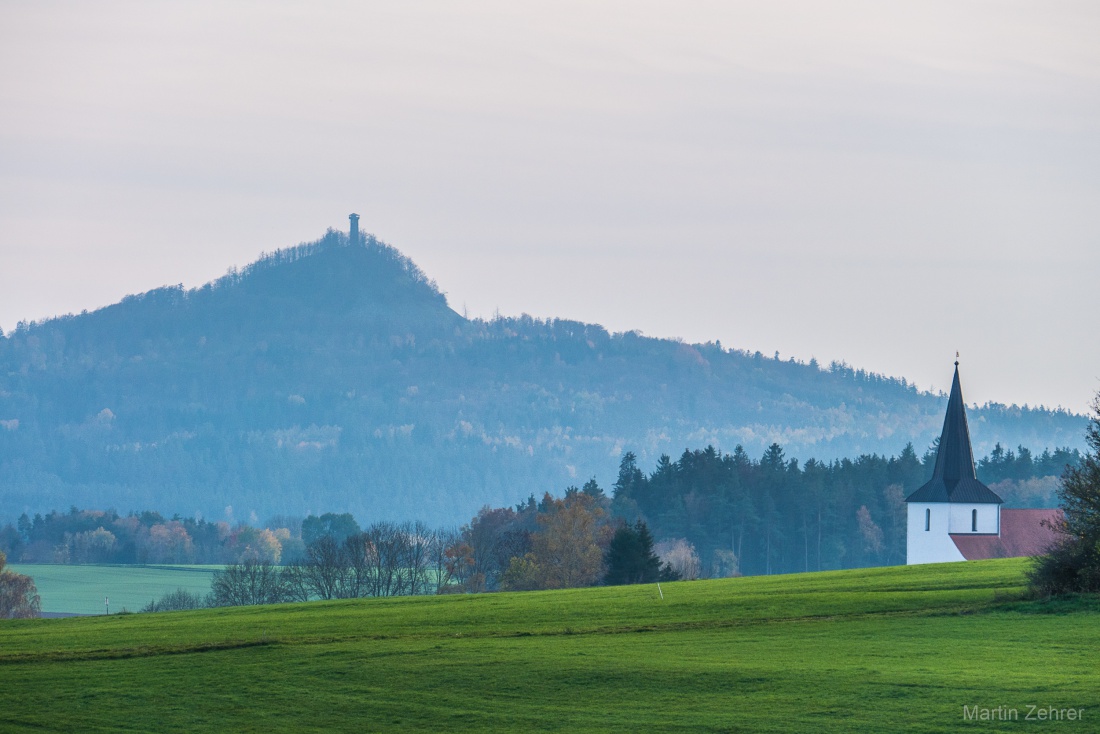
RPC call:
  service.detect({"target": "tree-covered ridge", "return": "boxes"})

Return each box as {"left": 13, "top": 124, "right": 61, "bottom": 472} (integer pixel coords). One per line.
{"left": 0, "top": 229, "right": 1086, "bottom": 525}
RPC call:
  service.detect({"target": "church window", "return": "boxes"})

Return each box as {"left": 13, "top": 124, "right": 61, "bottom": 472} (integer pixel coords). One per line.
{"left": 972, "top": 509, "right": 977, "bottom": 532}
{"left": 925, "top": 508, "right": 930, "bottom": 531}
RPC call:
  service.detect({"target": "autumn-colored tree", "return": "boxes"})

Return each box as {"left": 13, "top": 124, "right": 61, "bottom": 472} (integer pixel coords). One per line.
{"left": 500, "top": 553, "right": 543, "bottom": 591}
{"left": 443, "top": 539, "right": 478, "bottom": 592}
{"left": 0, "top": 550, "right": 41, "bottom": 619}
{"left": 528, "top": 492, "right": 609, "bottom": 589}
{"left": 450, "top": 506, "right": 526, "bottom": 592}
{"left": 229, "top": 526, "right": 282, "bottom": 564}
{"left": 143, "top": 522, "right": 195, "bottom": 564}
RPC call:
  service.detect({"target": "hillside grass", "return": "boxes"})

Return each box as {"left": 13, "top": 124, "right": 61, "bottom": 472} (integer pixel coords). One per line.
{"left": 1, "top": 559, "right": 1097, "bottom": 732}
{"left": 9, "top": 563, "right": 219, "bottom": 614}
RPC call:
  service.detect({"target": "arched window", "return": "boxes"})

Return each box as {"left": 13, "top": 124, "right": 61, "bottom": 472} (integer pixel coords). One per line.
{"left": 925, "top": 508, "right": 930, "bottom": 531}
{"left": 972, "top": 509, "right": 977, "bottom": 532}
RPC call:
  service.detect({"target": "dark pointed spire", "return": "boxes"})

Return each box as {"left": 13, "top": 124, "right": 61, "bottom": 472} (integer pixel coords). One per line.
{"left": 906, "top": 362, "right": 1003, "bottom": 504}
{"left": 931, "top": 363, "right": 977, "bottom": 487}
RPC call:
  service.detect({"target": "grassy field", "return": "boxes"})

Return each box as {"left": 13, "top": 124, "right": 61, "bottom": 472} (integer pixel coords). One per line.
{"left": 9, "top": 564, "right": 218, "bottom": 615}
{"left": 1, "top": 559, "right": 1097, "bottom": 732}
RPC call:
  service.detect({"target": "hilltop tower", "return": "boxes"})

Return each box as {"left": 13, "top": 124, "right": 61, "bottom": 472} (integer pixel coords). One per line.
{"left": 349, "top": 213, "right": 360, "bottom": 246}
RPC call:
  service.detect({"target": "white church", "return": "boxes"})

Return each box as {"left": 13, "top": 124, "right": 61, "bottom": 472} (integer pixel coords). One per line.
{"left": 906, "top": 363, "right": 1061, "bottom": 565}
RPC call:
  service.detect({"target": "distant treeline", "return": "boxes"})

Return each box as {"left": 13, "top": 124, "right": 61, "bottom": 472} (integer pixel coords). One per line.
{"left": 1, "top": 440, "right": 1077, "bottom": 582}
{"left": 445, "top": 441, "right": 1080, "bottom": 586}
{"left": 0, "top": 508, "right": 393, "bottom": 566}
{"left": 607, "top": 441, "right": 1079, "bottom": 577}
{"left": 112, "top": 436, "right": 1093, "bottom": 614}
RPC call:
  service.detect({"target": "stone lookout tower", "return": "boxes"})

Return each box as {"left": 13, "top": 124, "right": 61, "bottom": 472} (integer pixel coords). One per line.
{"left": 349, "top": 213, "right": 360, "bottom": 246}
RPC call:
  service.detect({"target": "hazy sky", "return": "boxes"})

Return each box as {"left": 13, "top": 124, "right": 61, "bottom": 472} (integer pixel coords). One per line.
{"left": 2, "top": 1, "right": 1098, "bottom": 411}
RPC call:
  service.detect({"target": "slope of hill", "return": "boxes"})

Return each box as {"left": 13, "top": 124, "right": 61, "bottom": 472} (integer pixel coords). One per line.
{"left": 1, "top": 560, "right": 1096, "bottom": 732}
{"left": 0, "top": 229, "right": 1085, "bottom": 524}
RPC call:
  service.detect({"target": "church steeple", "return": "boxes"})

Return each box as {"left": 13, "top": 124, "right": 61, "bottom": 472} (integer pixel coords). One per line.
{"left": 906, "top": 362, "right": 1003, "bottom": 504}
{"left": 931, "top": 362, "right": 977, "bottom": 488}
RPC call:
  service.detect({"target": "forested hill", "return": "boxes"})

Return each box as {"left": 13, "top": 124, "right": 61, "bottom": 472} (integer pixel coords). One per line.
{"left": 0, "top": 229, "right": 1085, "bottom": 525}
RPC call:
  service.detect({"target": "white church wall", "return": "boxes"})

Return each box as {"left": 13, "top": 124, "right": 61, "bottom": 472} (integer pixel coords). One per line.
{"left": 906, "top": 502, "right": 966, "bottom": 565}
{"left": 948, "top": 503, "right": 999, "bottom": 534}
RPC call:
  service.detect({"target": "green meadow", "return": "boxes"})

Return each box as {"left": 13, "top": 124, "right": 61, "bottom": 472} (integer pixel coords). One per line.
{"left": 1, "top": 559, "right": 1097, "bottom": 732}
{"left": 9, "top": 564, "right": 219, "bottom": 615}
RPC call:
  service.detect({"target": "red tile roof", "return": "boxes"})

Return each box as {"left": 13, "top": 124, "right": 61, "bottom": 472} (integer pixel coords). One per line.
{"left": 950, "top": 509, "right": 1064, "bottom": 560}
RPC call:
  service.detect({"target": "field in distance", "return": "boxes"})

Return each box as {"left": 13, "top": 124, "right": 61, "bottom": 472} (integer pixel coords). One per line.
{"left": 9, "top": 564, "right": 218, "bottom": 615}
{"left": 1, "top": 559, "right": 1097, "bottom": 732}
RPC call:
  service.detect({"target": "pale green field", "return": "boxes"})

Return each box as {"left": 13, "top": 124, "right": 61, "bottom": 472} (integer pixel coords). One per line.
{"left": 9, "top": 564, "right": 218, "bottom": 615}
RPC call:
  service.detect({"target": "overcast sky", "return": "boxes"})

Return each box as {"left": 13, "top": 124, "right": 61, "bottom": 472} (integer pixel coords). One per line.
{"left": 1, "top": 1, "right": 1098, "bottom": 411}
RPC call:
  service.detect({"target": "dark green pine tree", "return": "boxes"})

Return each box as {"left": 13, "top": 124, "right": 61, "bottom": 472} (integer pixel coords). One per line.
{"left": 1030, "top": 395, "right": 1100, "bottom": 595}
{"left": 1059, "top": 404, "right": 1100, "bottom": 554}
{"left": 604, "top": 521, "right": 664, "bottom": 585}
{"left": 581, "top": 478, "right": 605, "bottom": 499}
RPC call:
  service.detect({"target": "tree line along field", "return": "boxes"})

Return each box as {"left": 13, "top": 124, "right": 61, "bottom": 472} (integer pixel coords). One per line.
{"left": 8, "top": 564, "right": 218, "bottom": 615}
{"left": 1, "top": 559, "right": 1097, "bottom": 732}
{"left": 1, "top": 435, "right": 1077, "bottom": 600}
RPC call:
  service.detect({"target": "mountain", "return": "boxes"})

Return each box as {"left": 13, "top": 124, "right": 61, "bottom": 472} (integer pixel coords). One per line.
{"left": 0, "top": 229, "right": 1086, "bottom": 525}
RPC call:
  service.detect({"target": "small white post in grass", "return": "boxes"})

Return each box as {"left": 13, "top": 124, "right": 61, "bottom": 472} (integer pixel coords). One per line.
{"left": 105, "top": 596, "right": 109, "bottom": 615}
{"left": 657, "top": 583, "right": 663, "bottom": 600}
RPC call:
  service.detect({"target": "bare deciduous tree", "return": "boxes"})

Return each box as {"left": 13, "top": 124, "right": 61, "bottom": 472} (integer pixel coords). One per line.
{"left": 365, "top": 522, "right": 412, "bottom": 597}
{"left": 209, "top": 559, "right": 289, "bottom": 606}
{"left": 655, "top": 538, "right": 701, "bottom": 581}
{"left": 406, "top": 521, "right": 433, "bottom": 595}
{"left": 299, "top": 535, "right": 351, "bottom": 600}
{"left": 141, "top": 587, "right": 206, "bottom": 612}
{"left": 427, "top": 526, "right": 458, "bottom": 594}
{"left": 278, "top": 562, "right": 311, "bottom": 603}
